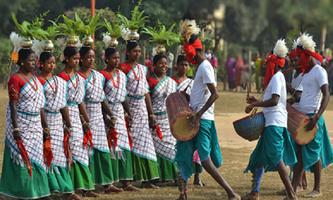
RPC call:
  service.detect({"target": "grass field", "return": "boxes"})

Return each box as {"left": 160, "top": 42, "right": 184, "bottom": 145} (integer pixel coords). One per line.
{"left": 0, "top": 88, "right": 332, "bottom": 200}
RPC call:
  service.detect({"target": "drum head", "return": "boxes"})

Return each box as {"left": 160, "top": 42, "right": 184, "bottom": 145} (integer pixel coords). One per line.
{"left": 293, "top": 118, "right": 317, "bottom": 145}
{"left": 170, "top": 114, "right": 199, "bottom": 141}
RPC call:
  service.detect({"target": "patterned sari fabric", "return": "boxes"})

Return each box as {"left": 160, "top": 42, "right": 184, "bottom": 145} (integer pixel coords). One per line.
{"left": 124, "top": 64, "right": 157, "bottom": 162}
{"left": 81, "top": 70, "right": 109, "bottom": 153}
{"left": 6, "top": 75, "right": 46, "bottom": 170}
{"left": 175, "top": 77, "right": 193, "bottom": 95}
{"left": 102, "top": 69, "right": 131, "bottom": 152}
{"left": 0, "top": 74, "right": 51, "bottom": 199}
{"left": 41, "top": 76, "right": 68, "bottom": 168}
{"left": 58, "top": 72, "right": 88, "bottom": 166}
{"left": 150, "top": 76, "right": 177, "bottom": 161}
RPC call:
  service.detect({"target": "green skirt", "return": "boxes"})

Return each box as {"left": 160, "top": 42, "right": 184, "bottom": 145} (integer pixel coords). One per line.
{"left": 110, "top": 152, "right": 119, "bottom": 182}
{"left": 245, "top": 126, "right": 297, "bottom": 173}
{"left": 89, "top": 149, "right": 115, "bottom": 185}
{"left": 157, "top": 155, "right": 178, "bottom": 181}
{"left": 132, "top": 153, "right": 159, "bottom": 181}
{"left": 70, "top": 161, "right": 94, "bottom": 190}
{"left": 48, "top": 165, "right": 74, "bottom": 193}
{"left": 296, "top": 115, "right": 333, "bottom": 171}
{"left": 0, "top": 144, "right": 51, "bottom": 199}
{"left": 119, "top": 149, "right": 134, "bottom": 181}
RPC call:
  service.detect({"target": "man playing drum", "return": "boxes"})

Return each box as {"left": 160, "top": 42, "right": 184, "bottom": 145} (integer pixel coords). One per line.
{"left": 243, "top": 39, "right": 297, "bottom": 200}
{"left": 174, "top": 37, "right": 240, "bottom": 200}
{"left": 289, "top": 33, "right": 333, "bottom": 198}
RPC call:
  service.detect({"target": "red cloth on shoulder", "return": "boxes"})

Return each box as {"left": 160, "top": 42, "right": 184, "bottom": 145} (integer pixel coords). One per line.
{"left": 8, "top": 74, "right": 26, "bottom": 101}
{"left": 100, "top": 70, "right": 112, "bottom": 81}
{"left": 147, "top": 74, "right": 159, "bottom": 90}
{"left": 58, "top": 71, "right": 70, "bottom": 81}
{"left": 37, "top": 76, "right": 47, "bottom": 85}
{"left": 172, "top": 76, "right": 180, "bottom": 84}
{"left": 120, "top": 63, "right": 132, "bottom": 75}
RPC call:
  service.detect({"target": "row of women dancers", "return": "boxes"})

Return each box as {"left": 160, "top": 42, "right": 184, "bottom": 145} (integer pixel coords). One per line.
{"left": 0, "top": 37, "right": 203, "bottom": 200}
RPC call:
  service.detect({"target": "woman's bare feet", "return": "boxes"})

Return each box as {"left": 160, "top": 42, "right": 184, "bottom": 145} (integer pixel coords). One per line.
{"left": 104, "top": 184, "right": 124, "bottom": 193}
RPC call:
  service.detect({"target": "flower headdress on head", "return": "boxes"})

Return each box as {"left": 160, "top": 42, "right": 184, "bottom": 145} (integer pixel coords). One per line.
{"left": 103, "top": 17, "right": 122, "bottom": 48}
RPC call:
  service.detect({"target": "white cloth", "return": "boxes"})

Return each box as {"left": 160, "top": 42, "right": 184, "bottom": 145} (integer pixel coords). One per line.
{"left": 176, "top": 78, "right": 193, "bottom": 95}
{"left": 190, "top": 60, "right": 216, "bottom": 120}
{"left": 126, "top": 64, "right": 157, "bottom": 161}
{"left": 60, "top": 73, "right": 89, "bottom": 166}
{"left": 42, "top": 76, "right": 68, "bottom": 168}
{"left": 82, "top": 70, "right": 109, "bottom": 153}
{"left": 262, "top": 71, "right": 288, "bottom": 127}
{"left": 291, "top": 70, "right": 303, "bottom": 110}
{"left": 6, "top": 76, "right": 46, "bottom": 170}
{"left": 151, "top": 77, "right": 177, "bottom": 161}
{"left": 104, "top": 69, "right": 131, "bottom": 151}
{"left": 297, "top": 65, "right": 328, "bottom": 114}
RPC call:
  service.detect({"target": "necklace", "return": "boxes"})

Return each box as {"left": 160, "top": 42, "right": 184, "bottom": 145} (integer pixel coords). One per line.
{"left": 20, "top": 74, "right": 38, "bottom": 91}
{"left": 65, "top": 71, "right": 79, "bottom": 89}
{"left": 45, "top": 76, "right": 58, "bottom": 94}
{"left": 131, "top": 64, "right": 142, "bottom": 81}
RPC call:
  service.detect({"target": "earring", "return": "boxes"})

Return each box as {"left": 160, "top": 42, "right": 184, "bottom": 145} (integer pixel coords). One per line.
{"left": 21, "top": 63, "right": 24, "bottom": 66}
{"left": 40, "top": 65, "right": 44, "bottom": 68}
{"left": 65, "top": 60, "right": 69, "bottom": 62}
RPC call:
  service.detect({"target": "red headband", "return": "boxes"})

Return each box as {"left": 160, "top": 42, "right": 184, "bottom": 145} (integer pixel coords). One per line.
{"left": 263, "top": 53, "right": 285, "bottom": 88}
{"left": 183, "top": 38, "right": 203, "bottom": 65}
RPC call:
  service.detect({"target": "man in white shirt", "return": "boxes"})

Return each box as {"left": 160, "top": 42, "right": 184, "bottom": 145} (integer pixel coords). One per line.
{"left": 175, "top": 48, "right": 240, "bottom": 200}
{"left": 243, "top": 40, "right": 297, "bottom": 200}
{"left": 291, "top": 55, "right": 333, "bottom": 198}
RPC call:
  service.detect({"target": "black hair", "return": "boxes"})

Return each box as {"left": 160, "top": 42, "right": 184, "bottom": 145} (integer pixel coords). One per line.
{"left": 126, "top": 41, "right": 139, "bottom": 52}
{"left": 153, "top": 54, "right": 168, "bottom": 65}
{"left": 62, "top": 46, "right": 79, "bottom": 64}
{"left": 125, "top": 40, "right": 140, "bottom": 60}
{"left": 176, "top": 55, "right": 188, "bottom": 65}
{"left": 104, "top": 48, "right": 118, "bottom": 64}
{"left": 40, "top": 52, "right": 54, "bottom": 63}
{"left": 79, "top": 46, "right": 94, "bottom": 58}
{"left": 18, "top": 48, "right": 34, "bottom": 66}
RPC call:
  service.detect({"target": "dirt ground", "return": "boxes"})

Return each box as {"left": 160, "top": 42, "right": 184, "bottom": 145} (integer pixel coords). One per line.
{"left": 0, "top": 90, "right": 332, "bottom": 200}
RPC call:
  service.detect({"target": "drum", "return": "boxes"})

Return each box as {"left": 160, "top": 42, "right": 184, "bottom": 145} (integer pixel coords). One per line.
{"left": 233, "top": 110, "right": 265, "bottom": 141}
{"left": 166, "top": 92, "right": 199, "bottom": 141}
{"left": 287, "top": 104, "right": 317, "bottom": 145}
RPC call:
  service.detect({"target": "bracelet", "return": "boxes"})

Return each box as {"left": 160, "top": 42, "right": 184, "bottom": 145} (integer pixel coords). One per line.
{"left": 13, "top": 128, "right": 20, "bottom": 132}
{"left": 43, "top": 128, "right": 50, "bottom": 134}
{"left": 82, "top": 121, "right": 89, "bottom": 127}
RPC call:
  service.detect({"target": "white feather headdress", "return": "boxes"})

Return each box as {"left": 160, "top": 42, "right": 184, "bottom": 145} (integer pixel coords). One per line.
{"left": 103, "top": 33, "right": 112, "bottom": 48}
{"left": 298, "top": 33, "right": 316, "bottom": 52}
{"left": 180, "top": 19, "right": 200, "bottom": 36}
{"left": 273, "top": 39, "right": 288, "bottom": 58}
{"left": 32, "top": 40, "right": 44, "bottom": 58}
{"left": 10, "top": 32, "right": 23, "bottom": 52}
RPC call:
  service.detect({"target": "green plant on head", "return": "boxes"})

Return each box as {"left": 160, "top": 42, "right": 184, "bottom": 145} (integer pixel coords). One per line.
{"left": 11, "top": 13, "right": 35, "bottom": 39}
{"left": 143, "top": 23, "right": 181, "bottom": 48}
{"left": 104, "top": 18, "right": 122, "bottom": 39}
{"left": 79, "top": 14, "right": 102, "bottom": 36}
{"left": 117, "top": 0, "right": 148, "bottom": 31}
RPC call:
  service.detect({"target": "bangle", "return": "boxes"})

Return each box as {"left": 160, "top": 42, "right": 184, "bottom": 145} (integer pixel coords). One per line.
{"left": 149, "top": 114, "right": 156, "bottom": 118}
{"left": 13, "top": 128, "right": 20, "bottom": 132}
{"left": 43, "top": 128, "right": 50, "bottom": 134}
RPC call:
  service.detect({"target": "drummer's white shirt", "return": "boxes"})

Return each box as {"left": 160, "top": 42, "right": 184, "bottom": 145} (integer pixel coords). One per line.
{"left": 190, "top": 59, "right": 216, "bottom": 120}
{"left": 262, "top": 71, "right": 288, "bottom": 127}
{"left": 297, "top": 65, "right": 328, "bottom": 114}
